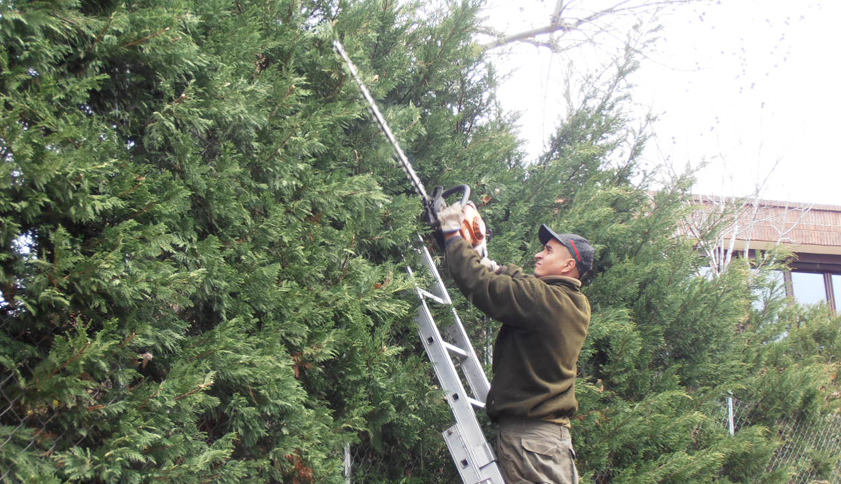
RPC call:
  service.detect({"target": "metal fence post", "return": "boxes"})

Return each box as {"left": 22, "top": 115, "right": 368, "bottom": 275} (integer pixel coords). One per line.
{"left": 344, "top": 443, "right": 351, "bottom": 484}
{"left": 727, "top": 392, "right": 735, "bottom": 436}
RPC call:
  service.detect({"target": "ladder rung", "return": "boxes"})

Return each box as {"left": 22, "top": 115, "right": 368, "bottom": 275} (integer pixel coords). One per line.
{"left": 442, "top": 341, "right": 469, "bottom": 360}
{"left": 417, "top": 288, "right": 446, "bottom": 305}
{"left": 447, "top": 392, "right": 485, "bottom": 410}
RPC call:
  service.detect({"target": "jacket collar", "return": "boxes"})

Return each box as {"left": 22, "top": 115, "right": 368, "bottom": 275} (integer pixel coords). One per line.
{"left": 539, "top": 275, "right": 582, "bottom": 291}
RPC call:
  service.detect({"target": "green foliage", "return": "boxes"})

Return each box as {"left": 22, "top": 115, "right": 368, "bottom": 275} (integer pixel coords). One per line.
{"left": 2, "top": 0, "right": 838, "bottom": 482}
{"left": 0, "top": 0, "right": 515, "bottom": 481}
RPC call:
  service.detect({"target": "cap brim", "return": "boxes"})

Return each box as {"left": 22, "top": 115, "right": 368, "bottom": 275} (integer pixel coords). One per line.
{"left": 538, "top": 224, "right": 559, "bottom": 246}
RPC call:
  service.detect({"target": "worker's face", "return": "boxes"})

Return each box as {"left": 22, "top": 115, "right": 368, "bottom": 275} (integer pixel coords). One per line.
{"left": 534, "top": 239, "right": 576, "bottom": 278}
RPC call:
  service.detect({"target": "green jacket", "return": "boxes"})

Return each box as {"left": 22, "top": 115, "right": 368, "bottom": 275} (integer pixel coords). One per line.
{"left": 445, "top": 237, "right": 591, "bottom": 425}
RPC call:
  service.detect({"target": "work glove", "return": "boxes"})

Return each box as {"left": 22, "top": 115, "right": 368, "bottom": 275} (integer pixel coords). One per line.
{"left": 436, "top": 202, "right": 464, "bottom": 234}
{"left": 473, "top": 236, "right": 488, "bottom": 259}
{"left": 480, "top": 257, "right": 500, "bottom": 274}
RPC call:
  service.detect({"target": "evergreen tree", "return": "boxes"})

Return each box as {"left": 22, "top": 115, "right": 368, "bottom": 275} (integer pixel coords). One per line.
{"left": 0, "top": 0, "right": 518, "bottom": 481}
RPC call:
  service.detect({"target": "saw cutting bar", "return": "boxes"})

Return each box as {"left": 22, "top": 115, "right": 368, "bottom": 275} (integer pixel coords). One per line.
{"left": 333, "top": 39, "right": 428, "bottom": 201}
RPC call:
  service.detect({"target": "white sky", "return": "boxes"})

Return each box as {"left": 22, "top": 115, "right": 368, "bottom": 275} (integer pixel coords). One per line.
{"left": 481, "top": 1, "right": 841, "bottom": 206}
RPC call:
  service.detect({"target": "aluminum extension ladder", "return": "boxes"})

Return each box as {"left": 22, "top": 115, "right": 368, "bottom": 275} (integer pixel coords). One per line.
{"left": 406, "top": 235, "right": 504, "bottom": 484}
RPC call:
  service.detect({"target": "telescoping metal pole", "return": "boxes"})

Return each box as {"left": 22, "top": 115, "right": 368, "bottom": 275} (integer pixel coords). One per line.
{"left": 332, "top": 39, "right": 428, "bottom": 201}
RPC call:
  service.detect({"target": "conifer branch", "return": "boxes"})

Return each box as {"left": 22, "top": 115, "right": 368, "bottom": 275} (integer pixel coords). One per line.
{"left": 268, "top": 84, "right": 297, "bottom": 120}
{"left": 126, "top": 202, "right": 158, "bottom": 220}
{"left": 87, "top": 12, "right": 116, "bottom": 54}
{"left": 116, "top": 176, "right": 147, "bottom": 198}
{"left": 122, "top": 27, "right": 172, "bottom": 48}
{"left": 138, "top": 383, "right": 164, "bottom": 410}
{"left": 47, "top": 342, "right": 93, "bottom": 378}
{"left": 116, "top": 332, "right": 138, "bottom": 348}
{"left": 173, "top": 380, "right": 214, "bottom": 401}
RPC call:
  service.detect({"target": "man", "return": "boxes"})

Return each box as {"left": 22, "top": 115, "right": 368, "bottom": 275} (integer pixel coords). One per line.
{"left": 437, "top": 203, "right": 594, "bottom": 484}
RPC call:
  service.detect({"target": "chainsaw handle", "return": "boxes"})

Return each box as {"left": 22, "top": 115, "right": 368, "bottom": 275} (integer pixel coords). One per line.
{"left": 424, "top": 185, "right": 470, "bottom": 228}
{"left": 424, "top": 185, "right": 488, "bottom": 257}
{"left": 439, "top": 185, "right": 471, "bottom": 207}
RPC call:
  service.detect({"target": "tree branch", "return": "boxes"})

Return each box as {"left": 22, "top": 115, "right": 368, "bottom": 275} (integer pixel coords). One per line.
{"left": 480, "top": 0, "right": 704, "bottom": 52}
{"left": 481, "top": 22, "right": 573, "bottom": 51}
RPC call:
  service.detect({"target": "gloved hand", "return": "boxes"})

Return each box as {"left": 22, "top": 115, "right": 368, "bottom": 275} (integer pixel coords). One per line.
{"left": 473, "top": 237, "right": 488, "bottom": 259}
{"left": 436, "top": 202, "right": 464, "bottom": 234}
{"left": 480, "top": 257, "right": 500, "bottom": 274}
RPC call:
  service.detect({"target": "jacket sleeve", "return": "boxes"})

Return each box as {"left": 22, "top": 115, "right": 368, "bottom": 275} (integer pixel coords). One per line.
{"left": 444, "top": 238, "right": 546, "bottom": 327}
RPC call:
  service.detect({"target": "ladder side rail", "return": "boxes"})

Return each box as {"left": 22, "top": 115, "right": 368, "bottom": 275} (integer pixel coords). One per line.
{"left": 415, "top": 298, "right": 485, "bottom": 433}
{"left": 446, "top": 309, "right": 492, "bottom": 403}
{"left": 443, "top": 423, "right": 503, "bottom": 484}
{"left": 415, "top": 234, "right": 452, "bottom": 303}
{"left": 414, "top": 240, "right": 491, "bottom": 403}
{"left": 415, "top": 298, "right": 504, "bottom": 483}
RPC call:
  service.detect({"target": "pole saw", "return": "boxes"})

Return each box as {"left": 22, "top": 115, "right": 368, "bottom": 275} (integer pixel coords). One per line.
{"left": 333, "top": 39, "right": 489, "bottom": 257}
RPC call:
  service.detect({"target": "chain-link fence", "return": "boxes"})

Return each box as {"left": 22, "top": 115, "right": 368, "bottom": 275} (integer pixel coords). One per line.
{"left": 0, "top": 320, "right": 68, "bottom": 482}
{"left": 724, "top": 395, "right": 841, "bottom": 484}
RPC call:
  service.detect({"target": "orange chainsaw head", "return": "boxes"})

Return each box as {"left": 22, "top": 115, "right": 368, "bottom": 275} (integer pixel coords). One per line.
{"left": 459, "top": 203, "right": 487, "bottom": 246}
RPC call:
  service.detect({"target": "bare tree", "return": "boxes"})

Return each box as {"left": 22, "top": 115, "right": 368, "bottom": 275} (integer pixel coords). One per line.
{"left": 479, "top": 0, "right": 709, "bottom": 52}
{"left": 683, "top": 179, "right": 812, "bottom": 277}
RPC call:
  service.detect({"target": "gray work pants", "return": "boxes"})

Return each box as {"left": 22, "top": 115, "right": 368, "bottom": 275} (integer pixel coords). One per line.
{"left": 496, "top": 417, "right": 579, "bottom": 484}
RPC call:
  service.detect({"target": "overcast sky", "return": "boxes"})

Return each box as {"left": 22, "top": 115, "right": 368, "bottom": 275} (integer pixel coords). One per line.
{"left": 482, "top": 1, "right": 841, "bottom": 206}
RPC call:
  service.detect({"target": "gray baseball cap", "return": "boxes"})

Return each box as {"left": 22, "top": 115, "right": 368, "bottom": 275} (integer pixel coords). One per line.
{"left": 538, "top": 224, "right": 595, "bottom": 276}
